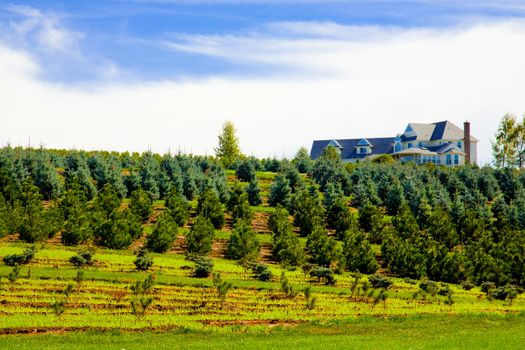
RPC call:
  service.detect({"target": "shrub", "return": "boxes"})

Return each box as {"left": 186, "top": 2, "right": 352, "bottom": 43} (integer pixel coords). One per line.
{"left": 145, "top": 213, "right": 178, "bottom": 253}
{"left": 193, "top": 257, "right": 214, "bottom": 278}
{"left": 69, "top": 249, "right": 95, "bottom": 268}
{"left": 134, "top": 249, "right": 153, "bottom": 271}
{"left": 309, "top": 266, "right": 336, "bottom": 285}
{"left": 251, "top": 263, "right": 273, "bottom": 282}
{"left": 3, "top": 246, "right": 36, "bottom": 266}
{"left": 419, "top": 280, "right": 439, "bottom": 296}
{"left": 368, "top": 275, "right": 393, "bottom": 289}
{"left": 186, "top": 215, "right": 215, "bottom": 256}
{"left": 461, "top": 280, "right": 475, "bottom": 291}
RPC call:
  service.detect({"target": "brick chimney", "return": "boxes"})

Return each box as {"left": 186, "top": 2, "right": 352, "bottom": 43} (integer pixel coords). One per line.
{"left": 464, "top": 121, "right": 471, "bottom": 164}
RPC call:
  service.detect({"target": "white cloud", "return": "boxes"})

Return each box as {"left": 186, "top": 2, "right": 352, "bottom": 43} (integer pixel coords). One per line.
{"left": 5, "top": 4, "right": 83, "bottom": 53}
{"left": 2, "top": 20, "right": 525, "bottom": 164}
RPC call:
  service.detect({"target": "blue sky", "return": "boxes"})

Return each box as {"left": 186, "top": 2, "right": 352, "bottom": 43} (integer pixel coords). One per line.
{"left": 1, "top": 1, "right": 525, "bottom": 162}
{"left": 2, "top": 0, "right": 525, "bottom": 82}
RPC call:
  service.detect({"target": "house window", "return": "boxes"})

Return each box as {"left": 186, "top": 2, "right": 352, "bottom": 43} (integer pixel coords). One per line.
{"left": 359, "top": 147, "right": 368, "bottom": 154}
{"left": 457, "top": 141, "right": 462, "bottom": 149}
{"left": 454, "top": 155, "right": 459, "bottom": 165}
{"left": 419, "top": 142, "right": 423, "bottom": 148}
{"left": 395, "top": 144, "right": 401, "bottom": 152}
{"left": 446, "top": 154, "right": 452, "bottom": 165}
{"left": 408, "top": 143, "right": 413, "bottom": 149}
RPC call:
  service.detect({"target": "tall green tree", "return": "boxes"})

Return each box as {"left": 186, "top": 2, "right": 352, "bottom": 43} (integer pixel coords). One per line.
{"left": 492, "top": 113, "right": 519, "bottom": 168}
{"left": 215, "top": 121, "right": 242, "bottom": 169}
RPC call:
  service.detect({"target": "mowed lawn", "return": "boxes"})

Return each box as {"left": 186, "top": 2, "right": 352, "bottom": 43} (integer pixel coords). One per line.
{"left": 1, "top": 314, "right": 524, "bottom": 350}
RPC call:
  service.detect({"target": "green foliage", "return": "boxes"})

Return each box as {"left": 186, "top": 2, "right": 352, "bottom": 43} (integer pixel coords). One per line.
{"left": 164, "top": 190, "right": 190, "bottom": 227}
{"left": 225, "top": 222, "right": 260, "bottom": 261}
{"left": 7, "top": 265, "right": 21, "bottom": 283}
{"left": 306, "top": 225, "right": 344, "bottom": 271}
{"left": 342, "top": 229, "right": 378, "bottom": 274}
{"left": 292, "top": 186, "right": 325, "bottom": 236}
{"left": 293, "top": 147, "right": 314, "bottom": 174}
{"left": 130, "top": 274, "right": 156, "bottom": 319}
{"left": 185, "top": 215, "right": 215, "bottom": 257}
{"left": 93, "top": 184, "right": 121, "bottom": 219}
{"left": 215, "top": 121, "right": 242, "bottom": 169}
{"left": 3, "top": 246, "right": 36, "bottom": 266}
{"left": 192, "top": 256, "right": 214, "bottom": 278}
{"left": 69, "top": 249, "right": 95, "bottom": 268}
{"left": 212, "top": 272, "right": 233, "bottom": 303}
{"left": 268, "top": 206, "right": 305, "bottom": 267}
{"left": 268, "top": 174, "right": 292, "bottom": 208}
{"left": 17, "top": 179, "right": 63, "bottom": 243}
{"left": 61, "top": 213, "right": 93, "bottom": 246}
{"left": 236, "top": 160, "right": 256, "bottom": 182}
{"left": 228, "top": 182, "right": 252, "bottom": 224}
{"left": 309, "top": 266, "right": 336, "bottom": 285}
{"left": 280, "top": 272, "right": 298, "bottom": 298}
{"left": 134, "top": 249, "right": 153, "bottom": 271}
{"left": 129, "top": 188, "right": 153, "bottom": 221}
{"left": 358, "top": 203, "right": 384, "bottom": 243}
{"left": 368, "top": 275, "right": 393, "bottom": 289}
{"left": 145, "top": 212, "right": 178, "bottom": 253}
{"left": 94, "top": 210, "right": 141, "bottom": 250}
{"left": 246, "top": 178, "right": 262, "bottom": 206}
{"left": 197, "top": 189, "right": 225, "bottom": 229}
{"left": 250, "top": 262, "right": 273, "bottom": 281}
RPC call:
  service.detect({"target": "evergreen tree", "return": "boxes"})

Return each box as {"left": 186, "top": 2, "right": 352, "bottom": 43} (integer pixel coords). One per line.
{"left": 164, "top": 190, "right": 190, "bottom": 227}
{"left": 342, "top": 229, "right": 378, "bottom": 274}
{"left": 269, "top": 206, "right": 304, "bottom": 266}
{"left": 293, "top": 147, "right": 313, "bottom": 174}
{"left": 17, "top": 179, "right": 62, "bottom": 242}
{"left": 93, "top": 184, "right": 122, "bottom": 219}
{"left": 236, "top": 159, "right": 256, "bottom": 182}
{"left": 129, "top": 188, "right": 153, "bottom": 222}
{"left": 197, "top": 189, "right": 225, "bottom": 229}
{"left": 146, "top": 212, "right": 178, "bottom": 253}
{"left": 246, "top": 177, "right": 262, "bottom": 206}
{"left": 292, "top": 186, "right": 325, "bottom": 236}
{"left": 185, "top": 215, "right": 215, "bottom": 256}
{"left": 226, "top": 221, "right": 260, "bottom": 261}
{"left": 268, "top": 174, "right": 292, "bottom": 208}
{"left": 306, "top": 225, "right": 344, "bottom": 271}
{"left": 215, "top": 121, "right": 242, "bottom": 169}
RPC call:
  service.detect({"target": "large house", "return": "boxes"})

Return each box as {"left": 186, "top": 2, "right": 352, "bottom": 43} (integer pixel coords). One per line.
{"left": 310, "top": 121, "right": 477, "bottom": 166}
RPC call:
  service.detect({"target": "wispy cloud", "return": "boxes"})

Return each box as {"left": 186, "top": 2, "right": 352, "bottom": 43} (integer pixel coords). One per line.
{"left": 5, "top": 4, "right": 84, "bottom": 53}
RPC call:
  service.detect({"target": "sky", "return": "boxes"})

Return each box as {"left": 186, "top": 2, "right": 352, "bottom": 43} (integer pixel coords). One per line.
{"left": 1, "top": 1, "right": 525, "bottom": 164}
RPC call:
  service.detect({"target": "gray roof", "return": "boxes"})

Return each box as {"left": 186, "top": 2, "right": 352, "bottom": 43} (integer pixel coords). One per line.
{"left": 310, "top": 137, "right": 395, "bottom": 160}
{"left": 401, "top": 121, "right": 478, "bottom": 142}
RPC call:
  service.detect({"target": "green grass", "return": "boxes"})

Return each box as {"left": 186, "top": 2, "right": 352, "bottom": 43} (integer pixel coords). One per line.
{"left": 0, "top": 314, "right": 523, "bottom": 349}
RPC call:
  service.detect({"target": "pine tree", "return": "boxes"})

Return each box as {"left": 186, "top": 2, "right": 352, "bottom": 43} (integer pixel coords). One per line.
{"left": 146, "top": 212, "right": 178, "bottom": 253}
{"left": 197, "top": 189, "right": 225, "bottom": 229}
{"left": 225, "top": 221, "right": 260, "bottom": 261}
{"left": 293, "top": 147, "right": 313, "bottom": 174}
{"left": 185, "top": 215, "right": 215, "bottom": 256}
{"left": 246, "top": 178, "right": 262, "bottom": 206}
{"left": 129, "top": 188, "right": 153, "bottom": 222}
{"left": 268, "top": 174, "right": 292, "bottom": 208}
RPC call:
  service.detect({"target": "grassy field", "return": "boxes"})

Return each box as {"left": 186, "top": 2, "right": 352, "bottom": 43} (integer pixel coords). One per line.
{"left": 0, "top": 240, "right": 524, "bottom": 348}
